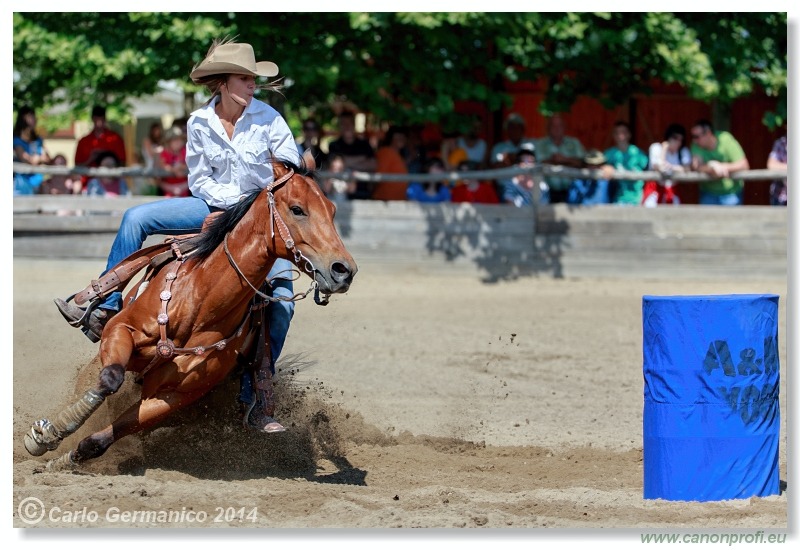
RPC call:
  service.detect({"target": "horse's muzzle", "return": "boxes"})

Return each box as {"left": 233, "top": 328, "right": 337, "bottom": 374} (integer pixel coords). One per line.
{"left": 315, "top": 260, "right": 357, "bottom": 294}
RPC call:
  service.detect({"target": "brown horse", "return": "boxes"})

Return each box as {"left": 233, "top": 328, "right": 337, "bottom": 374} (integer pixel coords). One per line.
{"left": 24, "top": 155, "right": 357, "bottom": 470}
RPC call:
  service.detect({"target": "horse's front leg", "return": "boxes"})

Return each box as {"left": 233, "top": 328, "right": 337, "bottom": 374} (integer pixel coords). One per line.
{"left": 23, "top": 327, "right": 135, "bottom": 457}
{"left": 45, "top": 384, "right": 211, "bottom": 471}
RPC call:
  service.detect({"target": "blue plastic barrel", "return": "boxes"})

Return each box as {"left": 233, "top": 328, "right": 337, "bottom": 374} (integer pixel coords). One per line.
{"left": 642, "top": 294, "right": 780, "bottom": 501}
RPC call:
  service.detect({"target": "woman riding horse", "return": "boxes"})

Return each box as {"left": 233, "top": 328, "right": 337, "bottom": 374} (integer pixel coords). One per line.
{"left": 27, "top": 153, "right": 356, "bottom": 470}
{"left": 56, "top": 38, "right": 300, "bottom": 433}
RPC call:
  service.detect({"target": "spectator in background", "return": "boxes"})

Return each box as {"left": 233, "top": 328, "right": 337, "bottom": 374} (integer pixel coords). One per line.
{"left": 535, "top": 113, "right": 585, "bottom": 203}
{"left": 171, "top": 116, "right": 189, "bottom": 136}
{"left": 321, "top": 154, "right": 355, "bottom": 203}
{"left": 373, "top": 125, "right": 409, "bottom": 201}
{"left": 443, "top": 116, "right": 488, "bottom": 169}
{"left": 499, "top": 145, "right": 540, "bottom": 207}
{"left": 13, "top": 105, "right": 51, "bottom": 194}
{"left": 567, "top": 149, "right": 611, "bottom": 205}
{"left": 296, "top": 117, "right": 328, "bottom": 168}
{"left": 603, "top": 121, "right": 649, "bottom": 205}
{"left": 406, "top": 157, "right": 451, "bottom": 203}
{"left": 328, "top": 111, "right": 375, "bottom": 199}
{"left": 451, "top": 160, "right": 499, "bottom": 204}
{"left": 490, "top": 112, "right": 536, "bottom": 168}
{"left": 644, "top": 123, "right": 692, "bottom": 206}
{"left": 403, "top": 125, "right": 428, "bottom": 175}
{"left": 158, "top": 126, "right": 189, "bottom": 197}
{"left": 138, "top": 122, "right": 163, "bottom": 195}
{"left": 766, "top": 135, "right": 787, "bottom": 206}
{"left": 328, "top": 111, "right": 376, "bottom": 171}
{"left": 74, "top": 105, "right": 127, "bottom": 170}
{"left": 38, "top": 154, "right": 81, "bottom": 195}
{"left": 141, "top": 122, "right": 164, "bottom": 173}
{"left": 690, "top": 119, "right": 750, "bottom": 205}
{"left": 85, "top": 151, "right": 130, "bottom": 197}
{"left": 500, "top": 144, "right": 550, "bottom": 207}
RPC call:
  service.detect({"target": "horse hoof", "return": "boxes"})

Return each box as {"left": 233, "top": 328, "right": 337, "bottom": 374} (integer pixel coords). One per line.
{"left": 46, "top": 451, "right": 78, "bottom": 472}
{"left": 24, "top": 419, "right": 62, "bottom": 456}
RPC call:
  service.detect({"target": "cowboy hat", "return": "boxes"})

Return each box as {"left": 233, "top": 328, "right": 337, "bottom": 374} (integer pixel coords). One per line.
{"left": 190, "top": 42, "right": 279, "bottom": 82}
{"left": 583, "top": 149, "right": 607, "bottom": 166}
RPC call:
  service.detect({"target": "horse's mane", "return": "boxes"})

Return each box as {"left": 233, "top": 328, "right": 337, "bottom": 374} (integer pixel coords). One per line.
{"left": 193, "top": 158, "right": 316, "bottom": 261}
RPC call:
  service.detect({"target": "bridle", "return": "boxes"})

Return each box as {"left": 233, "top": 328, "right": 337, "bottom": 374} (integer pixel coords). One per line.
{"left": 223, "top": 167, "right": 330, "bottom": 306}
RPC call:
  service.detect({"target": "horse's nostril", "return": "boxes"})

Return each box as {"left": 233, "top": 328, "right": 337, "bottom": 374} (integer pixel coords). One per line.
{"left": 331, "top": 261, "right": 351, "bottom": 282}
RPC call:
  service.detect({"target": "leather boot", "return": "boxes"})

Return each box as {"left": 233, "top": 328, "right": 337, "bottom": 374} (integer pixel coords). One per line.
{"left": 54, "top": 298, "right": 112, "bottom": 343}
{"left": 243, "top": 367, "right": 286, "bottom": 433}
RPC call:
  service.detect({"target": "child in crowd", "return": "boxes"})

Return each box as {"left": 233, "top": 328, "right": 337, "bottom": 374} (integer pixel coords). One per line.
{"left": 451, "top": 160, "right": 499, "bottom": 204}
{"left": 85, "top": 152, "right": 130, "bottom": 197}
{"left": 321, "top": 154, "right": 355, "bottom": 203}
{"left": 158, "top": 126, "right": 189, "bottom": 197}
{"left": 406, "top": 157, "right": 451, "bottom": 203}
{"left": 38, "top": 154, "right": 82, "bottom": 195}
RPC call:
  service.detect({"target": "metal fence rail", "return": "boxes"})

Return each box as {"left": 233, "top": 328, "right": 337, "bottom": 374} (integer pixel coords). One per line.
{"left": 12, "top": 162, "right": 788, "bottom": 184}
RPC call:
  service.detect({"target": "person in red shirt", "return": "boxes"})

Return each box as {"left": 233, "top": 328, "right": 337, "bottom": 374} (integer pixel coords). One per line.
{"left": 74, "top": 105, "right": 127, "bottom": 187}
{"left": 450, "top": 160, "right": 500, "bottom": 204}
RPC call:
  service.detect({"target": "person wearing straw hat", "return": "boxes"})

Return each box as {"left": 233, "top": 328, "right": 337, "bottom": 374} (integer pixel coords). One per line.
{"left": 54, "top": 38, "right": 300, "bottom": 434}
{"left": 566, "top": 149, "right": 612, "bottom": 205}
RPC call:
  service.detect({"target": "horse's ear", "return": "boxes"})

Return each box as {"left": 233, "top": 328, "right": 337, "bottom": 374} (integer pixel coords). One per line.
{"left": 271, "top": 153, "right": 288, "bottom": 178}
{"left": 302, "top": 149, "right": 316, "bottom": 171}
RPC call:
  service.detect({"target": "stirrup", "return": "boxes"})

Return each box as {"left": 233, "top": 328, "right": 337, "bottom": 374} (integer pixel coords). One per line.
{"left": 54, "top": 297, "right": 111, "bottom": 343}
{"left": 54, "top": 296, "right": 93, "bottom": 327}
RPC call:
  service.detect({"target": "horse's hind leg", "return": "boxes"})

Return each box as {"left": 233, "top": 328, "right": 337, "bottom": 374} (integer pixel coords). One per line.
{"left": 45, "top": 387, "right": 209, "bottom": 471}
{"left": 24, "top": 329, "right": 134, "bottom": 457}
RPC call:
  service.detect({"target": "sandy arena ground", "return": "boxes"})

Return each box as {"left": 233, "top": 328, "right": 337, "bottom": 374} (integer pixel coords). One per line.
{"left": 11, "top": 257, "right": 788, "bottom": 540}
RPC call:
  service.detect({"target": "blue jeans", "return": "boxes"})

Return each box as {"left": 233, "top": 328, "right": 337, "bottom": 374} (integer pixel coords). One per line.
{"left": 101, "top": 197, "right": 212, "bottom": 311}
{"left": 699, "top": 191, "right": 742, "bottom": 206}
{"left": 96, "top": 197, "right": 294, "bottom": 401}
{"left": 567, "top": 179, "right": 610, "bottom": 205}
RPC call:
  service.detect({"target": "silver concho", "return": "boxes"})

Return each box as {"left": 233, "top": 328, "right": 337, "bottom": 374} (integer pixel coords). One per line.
{"left": 156, "top": 340, "right": 174, "bottom": 358}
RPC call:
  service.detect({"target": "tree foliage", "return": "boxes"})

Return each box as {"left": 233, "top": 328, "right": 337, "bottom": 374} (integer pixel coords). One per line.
{"left": 13, "top": 12, "right": 787, "bottom": 132}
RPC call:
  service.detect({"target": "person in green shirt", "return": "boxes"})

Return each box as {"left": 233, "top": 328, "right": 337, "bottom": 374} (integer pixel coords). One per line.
{"left": 603, "top": 121, "right": 649, "bottom": 205}
{"left": 689, "top": 119, "right": 750, "bottom": 205}
{"left": 535, "top": 113, "right": 586, "bottom": 202}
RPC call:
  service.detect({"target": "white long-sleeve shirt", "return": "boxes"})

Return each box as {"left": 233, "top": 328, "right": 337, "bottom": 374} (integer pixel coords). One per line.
{"left": 186, "top": 96, "right": 301, "bottom": 209}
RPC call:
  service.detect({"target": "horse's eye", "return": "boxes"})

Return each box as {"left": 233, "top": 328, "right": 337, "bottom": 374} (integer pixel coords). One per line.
{"left": 290, "top": 205, "right": 305, "bottom": 216}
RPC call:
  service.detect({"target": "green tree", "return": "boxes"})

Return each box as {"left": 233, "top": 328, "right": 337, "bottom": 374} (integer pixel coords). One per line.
{"left": 13, "top": 12, "right": 787, "bottom": 132}
{"left": 13, "top": 12, "right": 229, "bottom": 128}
